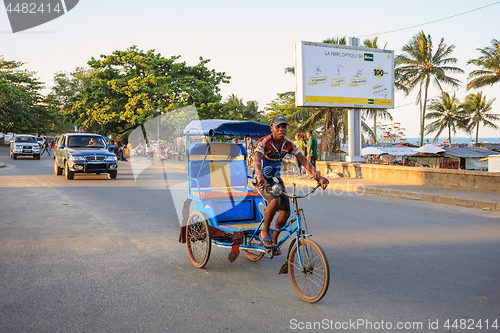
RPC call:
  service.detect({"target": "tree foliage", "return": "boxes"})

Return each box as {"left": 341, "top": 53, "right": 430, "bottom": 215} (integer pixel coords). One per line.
{"left": 48, "top": 67, "right": 94, "bottom": 112}
{"left": 424, "top": 92, "right": 468, "bottom": 146}
{"left": 222, "top": 94, "right": 262, "bottom": 120}
{"left": 466, "top": 39, "right": 500, "bottom": 90}
{"left": 69, "top": 46, "right": 230, "bottom": 135}
{"left": 0, "top": 56, "right": 57, "bottom": 134}
{"left": 463, "top": 92, "right": 499, "bottom": 143}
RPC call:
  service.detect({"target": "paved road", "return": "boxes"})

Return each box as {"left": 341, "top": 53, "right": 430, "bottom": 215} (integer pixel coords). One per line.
{"left": 1, "top": 147, "right": 499, "bottom": 332}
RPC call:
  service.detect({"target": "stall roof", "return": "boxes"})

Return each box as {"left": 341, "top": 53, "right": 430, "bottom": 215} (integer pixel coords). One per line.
{"left": 442, "top": 147, "right": 499, "bottom": 158}
{"left": 379, "top": 147, "right": 418, "bottom": 156}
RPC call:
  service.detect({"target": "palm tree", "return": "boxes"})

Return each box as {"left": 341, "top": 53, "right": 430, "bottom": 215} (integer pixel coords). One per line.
{"left": 363, "top": 36, "right": 387, "bottom": 49}
{"left": 362, "top": 37, "right": 393, "bottom": 144}
{"left": 424, "top": 92, "right": 468, "bottom": 147}
{"left": 224, "top": 94, "right": 262, "bottom": 120}
{"left": 466, "top": 39, "right": 500, "bottom": 90}
{"left": 395, "top": 31, "right": 464, "bottom": 146}
{"left": 288, "top": 106, "right": 347, "bottom": 156}
{"left": 463, "top": 92, "right": 499, "bottom": 144}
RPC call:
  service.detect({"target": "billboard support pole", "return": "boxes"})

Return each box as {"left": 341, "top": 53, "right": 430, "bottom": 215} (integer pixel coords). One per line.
{"left": 346, "top": 37, "right": 365, "bottom": 163}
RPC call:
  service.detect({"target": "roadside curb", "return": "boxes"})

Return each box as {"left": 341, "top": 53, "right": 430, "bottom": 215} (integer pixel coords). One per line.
{"left": 281, "top": 176, "right": 500, "bottom": 212}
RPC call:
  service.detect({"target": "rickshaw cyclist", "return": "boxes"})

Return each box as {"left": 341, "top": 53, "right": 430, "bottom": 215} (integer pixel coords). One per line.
{"left": 253, "top": 115, "right": 329, "bottom": 250}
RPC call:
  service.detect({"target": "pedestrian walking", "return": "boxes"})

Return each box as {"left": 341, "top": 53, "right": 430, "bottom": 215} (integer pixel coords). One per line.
{"left": 40, "top": 136, "right": 51, "bottom": 156}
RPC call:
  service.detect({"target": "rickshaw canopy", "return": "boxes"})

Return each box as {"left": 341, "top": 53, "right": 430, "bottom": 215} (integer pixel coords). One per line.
{"left": 182, "top": 119, "right": 271, "bottom": 137}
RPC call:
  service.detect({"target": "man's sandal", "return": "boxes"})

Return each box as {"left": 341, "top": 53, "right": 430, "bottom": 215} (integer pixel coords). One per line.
{"left": 259, "top": 233, "right": 276, "bottom": 248}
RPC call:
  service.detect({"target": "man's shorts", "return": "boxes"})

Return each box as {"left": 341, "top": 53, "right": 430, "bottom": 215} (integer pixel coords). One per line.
{"left": 254, "top": 176, "right": 290, "bottom": 213}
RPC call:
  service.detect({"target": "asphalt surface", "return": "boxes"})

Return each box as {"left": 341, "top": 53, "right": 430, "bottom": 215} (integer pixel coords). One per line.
{"left": 1, "top": 147, "right": 500, "bottom": 332}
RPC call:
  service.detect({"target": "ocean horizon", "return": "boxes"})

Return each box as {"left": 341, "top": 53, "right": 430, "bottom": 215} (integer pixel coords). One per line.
{"left": 400, "top": 137, "right": 500, "bottom": 145}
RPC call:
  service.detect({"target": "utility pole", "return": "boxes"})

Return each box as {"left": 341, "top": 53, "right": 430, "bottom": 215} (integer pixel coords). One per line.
{"left": 346, "top": 37, "right": 364, "bottom": 163}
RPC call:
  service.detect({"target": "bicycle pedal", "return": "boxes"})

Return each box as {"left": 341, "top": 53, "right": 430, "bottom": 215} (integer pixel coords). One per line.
{"left": 264, "top": 248, "right": 273, "bottom": 259}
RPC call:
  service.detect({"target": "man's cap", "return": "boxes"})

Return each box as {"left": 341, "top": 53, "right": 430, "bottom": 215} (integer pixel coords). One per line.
{"left": 271, "top": 115, "right": 288, "bottom": 126}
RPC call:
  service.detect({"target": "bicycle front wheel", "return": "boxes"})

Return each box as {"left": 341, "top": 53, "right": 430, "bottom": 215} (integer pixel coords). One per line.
{"left": 288, "top": 238, "right": 330, "bottom": 303}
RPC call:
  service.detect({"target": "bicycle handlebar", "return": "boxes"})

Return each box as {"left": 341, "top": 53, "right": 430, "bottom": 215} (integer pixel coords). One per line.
{"left": 267, "top": 183, "right": 321, "bottom": 199}
{"left": 252, "top": 176, "right": 325, "bottom": 198}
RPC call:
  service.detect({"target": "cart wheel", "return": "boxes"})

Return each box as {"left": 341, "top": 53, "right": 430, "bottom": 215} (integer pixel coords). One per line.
{"left": 288, "top": 238, "right": 330, "bottom": 303}
{"left": 186, "top": 211, "right": 211, "bottom": 268}
{"left": 243, "top": 249, "right": 265, "bottom": 261}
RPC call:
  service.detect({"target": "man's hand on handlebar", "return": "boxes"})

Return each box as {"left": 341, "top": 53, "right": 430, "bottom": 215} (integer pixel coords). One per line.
{"left": 314, "top": 170, "right": 329, "bottom": 190}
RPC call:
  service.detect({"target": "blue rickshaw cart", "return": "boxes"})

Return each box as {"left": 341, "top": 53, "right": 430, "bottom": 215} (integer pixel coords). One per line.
{"left": 178, "top": 119, "right": 330, "bottom": 303}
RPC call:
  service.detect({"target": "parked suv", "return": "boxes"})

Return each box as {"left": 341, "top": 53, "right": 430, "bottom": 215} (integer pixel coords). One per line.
{"left": 53, "top": 133, "right": 118, "bottom": 180}
{"left": 10, "top": 134, "right": 41, "bottom": 159}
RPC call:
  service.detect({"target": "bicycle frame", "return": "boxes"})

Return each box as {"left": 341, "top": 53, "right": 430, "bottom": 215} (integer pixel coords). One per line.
{"left": 245, "top": 182, "right": 320, "bottom": 267}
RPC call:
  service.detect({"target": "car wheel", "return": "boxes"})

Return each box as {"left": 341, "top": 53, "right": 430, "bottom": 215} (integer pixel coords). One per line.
{"left": 107, "top": 170, "right": 117, "bottom": 179}
{"left": 34, "top": 154, "right": 40, "bottom": 160}
{"left": 65, "top": 161, "right": 74, "bottom": 180}
{"left": 54, "top": 159, "right": 63, "bottom": 175}
{"left": 12, "top": 153, "right": 17, "bottom": 160}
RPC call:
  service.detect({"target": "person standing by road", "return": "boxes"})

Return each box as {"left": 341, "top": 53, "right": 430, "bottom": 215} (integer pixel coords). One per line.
{"left": 293, "top": 133, "right": 306, "bottom": 177}
{"left": 306, "top": 130, "right": 318, "bottom": 168}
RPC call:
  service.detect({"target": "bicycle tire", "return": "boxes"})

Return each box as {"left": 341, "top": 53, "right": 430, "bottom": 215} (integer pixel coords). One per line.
{"left": 186, "top": 211, "right": 211, "bottom": 268}
{"left": 288, "top": 238, "right": 330, "bottom": 303}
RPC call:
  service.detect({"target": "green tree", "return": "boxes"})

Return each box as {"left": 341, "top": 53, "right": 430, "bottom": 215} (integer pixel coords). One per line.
{"left": 264, "top": 93, "right": 302, "bottom": 134}
{"left": 48, "top": 67, "right": 94, "bottom": 112}
{"left": 70, "top": 46, "right": 230, "bottom": 135}
{"left": 223, "top": 94, "right": 262, "bottom": 120}
{"left": 395, "top": 31, "right": 463, "bottom": 146}
{"left": 463, "top": 92, "right": 499, "bottom": 144}
{"left": 0, "top": 56, "right": 54, "bottom": 134}
{"left": 466, "top": 39, "right": 500, "bottom": 90}
{"left": 424, "top": 92, "right": 468, "bottom": 146}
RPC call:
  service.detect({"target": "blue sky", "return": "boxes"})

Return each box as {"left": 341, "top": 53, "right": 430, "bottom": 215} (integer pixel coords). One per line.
{"left": 1, "top": 0, "right": 499, "bottom": 139}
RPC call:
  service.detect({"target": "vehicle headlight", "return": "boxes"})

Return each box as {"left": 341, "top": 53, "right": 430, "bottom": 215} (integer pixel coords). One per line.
{"left": 16, "top": 145, "right": 22, "bottom": 149}
{"left": 69, "top": 155, "right": 85, "bottom": 161}
{"left": 105, "top": 155, "right": 117, "bottom": 161}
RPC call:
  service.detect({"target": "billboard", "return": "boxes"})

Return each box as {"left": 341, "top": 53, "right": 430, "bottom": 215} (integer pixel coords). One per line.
{"left": 295, "top": 41, "right": 394, "bottom": 109}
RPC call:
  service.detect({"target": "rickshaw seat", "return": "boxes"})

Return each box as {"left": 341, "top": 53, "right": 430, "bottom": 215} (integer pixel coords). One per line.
{"left": 188, "top": 143, "right": 249, "bottom": 189}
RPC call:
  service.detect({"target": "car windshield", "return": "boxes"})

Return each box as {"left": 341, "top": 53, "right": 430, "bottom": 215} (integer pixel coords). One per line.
{"left": 67, "top": 136, "right": 106, "bottom": 148}
{"left": 15, "top": 136, "right": 36, "bottom": 143}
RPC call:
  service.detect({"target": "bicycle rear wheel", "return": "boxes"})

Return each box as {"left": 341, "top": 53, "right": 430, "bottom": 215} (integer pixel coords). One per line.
{"left": 186, "top": 211, "right": 211, "bottom": 268}
{"left": 288, "top": 238, "right": 330, "bottom": 303}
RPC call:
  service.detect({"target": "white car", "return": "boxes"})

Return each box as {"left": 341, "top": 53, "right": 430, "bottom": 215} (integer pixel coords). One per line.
{"left": 10, "top": 134, "right": 41, "bottom": 159}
